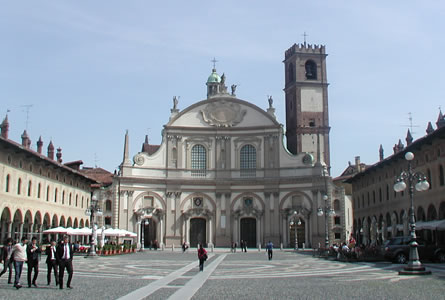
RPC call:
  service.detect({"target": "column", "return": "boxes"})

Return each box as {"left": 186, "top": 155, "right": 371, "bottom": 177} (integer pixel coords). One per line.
{"left": 127, "top": 191, "right": 133, "bottom": 230}
{"left": 160, "top": 216, "right": 164, "bottom": 247}
{"left": 233, "top": 217, "right": 238, "bottom": 243}
{"left": 28, "top": 222, "right": 33, "bottom": 239}
{"left": 7, "top": 222, "right": 12, "bottom": 238}
{"left": 136, "top": 218, "right": 141, "bottom": 250}
{"left": 18, "top": 223, "right": 24, "bottom": 240}
{"left": 186, "top": 217, "right": 190, "bottom": 244}
{"left": 208, "top": 217, "right": 213, "bottom": 246}
{"left": 282, "top": 216, "right": 287, "bottom": 247}
{"left": 256, "top": 217, "right": 261, "bottom": 247}
{"left": 39, "top": 224, "right": 44, "bottom": 244}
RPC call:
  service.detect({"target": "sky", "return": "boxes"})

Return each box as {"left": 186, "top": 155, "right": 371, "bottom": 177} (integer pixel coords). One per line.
{"left": 1, "top": 1, "right": 444, "bottom": 177}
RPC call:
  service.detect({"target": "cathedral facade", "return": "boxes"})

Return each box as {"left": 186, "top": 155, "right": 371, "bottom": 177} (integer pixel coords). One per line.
{"left": 114, "top": 44, "right": 334, "bottom": 249}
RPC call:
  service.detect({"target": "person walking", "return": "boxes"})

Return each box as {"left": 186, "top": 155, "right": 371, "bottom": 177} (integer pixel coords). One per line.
{"left": 266, "top": 241, "right": 274, "bottom": 260}
{"left": 45, "top": 240, "right": 59, "bottom": 286}
{"left": 0, "top": 238, "right": 14, "bottom": 284}
{"left": 26, "top": 237, "right": 41, "bottom": 287}
{"left": 12, "top": 236, "right": 28, "bottom": 289}
{"left": 197, "top": 244, "right": 207, "bottom": 272}
{"left": 56, "top": 235, "right": 74, "bottom": 289}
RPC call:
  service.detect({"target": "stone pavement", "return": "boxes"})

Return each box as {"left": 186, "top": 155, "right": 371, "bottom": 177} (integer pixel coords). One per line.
{"left": 0, "top": 250, "right": 444, "bottom": 300}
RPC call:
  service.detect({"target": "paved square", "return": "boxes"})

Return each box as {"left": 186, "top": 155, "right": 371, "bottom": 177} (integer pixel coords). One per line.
{"left": 0, "top": 250, "right": 444, "bottom": 299}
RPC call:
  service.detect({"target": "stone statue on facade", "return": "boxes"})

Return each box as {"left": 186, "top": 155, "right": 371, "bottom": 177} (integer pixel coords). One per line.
{"left": 173, "top": 96, "right": 178, "bottom": 110}
{"left": 268, "top": 96, "right": 273, "bottom": 108}
{"left": 231, "top": 84, "right": 237, "bottom": 96}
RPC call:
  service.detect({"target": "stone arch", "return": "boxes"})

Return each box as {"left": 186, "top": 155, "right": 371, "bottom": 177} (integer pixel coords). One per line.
{"left": 427, "top": 204, "right": 437, "bottom": 221}
{"left": 417, "top": 206, "right": 426, "bottom": 222}
{"left": 181, "top": 192, "right": 216, "bottom": 212}
{"left": 51, "top": 214, "right": 58, "bottom": 228}
{"left": 0, "top": 207, "right": 12, "bottom": 241}
{"left": 279, "top": 191, "right": 313, "bottom": 212}
{"left": 80, "top": 219, "right": 84, "bottom": 228}
{"left": 12, "top": 209, "right": 23, "bottom": 241}
{"left": 231, "top": 192, "right": 265, "bottom": 212}
{"left": 67, "top": 217, "right": 73, "bottom": 228}
{"left": 73, "top": 218, "right": 79, "bottom": 228}
{"left": 85, "top": 219, "right": 90, "bottom": 228}
{"left": 439, "top": 202, "right": 445, "bottom": 220}
{"left": 133, "top": 191, "right": 167, "bottom": 212}
{"left": 23, "top": 210, "right": 33, "bottom": 238}
{"left": 59, "top": 215, "right": 66, "bottom": 227}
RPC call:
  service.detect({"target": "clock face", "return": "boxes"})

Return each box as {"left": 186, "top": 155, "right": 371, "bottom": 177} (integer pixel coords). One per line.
{"left": 194, "top": 198, "right": 202, "bottom": 207}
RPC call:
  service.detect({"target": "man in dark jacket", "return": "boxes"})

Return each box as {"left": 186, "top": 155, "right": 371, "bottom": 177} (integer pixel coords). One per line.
{"left": 56, "top": 235, "right": 74, "bottom": 289}
{"left": 45, "top": 240, "right": 59, "bottom": 286}
{"left": 26, "top": 237, "right": 41, "bottom": 287}
{"left": 0, "top": 238, "right": 13, "bottom": 284}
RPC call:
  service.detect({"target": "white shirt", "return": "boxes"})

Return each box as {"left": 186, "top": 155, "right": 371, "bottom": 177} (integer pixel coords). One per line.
{"left": 63, "top": 243, "right": 70, "bottom": 259}
{"left": 12, "top": 243, "right": 27, "bottom": 262}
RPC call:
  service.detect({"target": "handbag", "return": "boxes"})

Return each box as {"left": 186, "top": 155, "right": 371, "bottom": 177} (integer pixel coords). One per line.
{"left": 203, "top": 253, "right": 208, "bottom": 261}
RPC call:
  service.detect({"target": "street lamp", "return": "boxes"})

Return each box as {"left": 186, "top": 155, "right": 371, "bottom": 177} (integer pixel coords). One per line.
{"left": 317, "top": 194, "right": 335, "bottom": 255}
{"left": 140, "top": 219, "right": 149, "bottom": 251}
{"left": 290, "top": 215, "right": 302, "bottom": 251}
{"left": 393, "top": 152, "right": 431, "bottom": 275}
{"left": 85, "top": 195, "right": 103, "bottom": 257}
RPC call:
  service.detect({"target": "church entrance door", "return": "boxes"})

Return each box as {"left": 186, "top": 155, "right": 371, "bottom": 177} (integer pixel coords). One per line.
{"left": 190, "top": 218, "right": 206, "bottom": 247}
{"left": 142, "top": 219, "right": 157, "bottom": 248}
{"left": 240, "top": 218, "right": 256, "bottom": 248}
{"left": 289, "top": 220, "right": 305, "bottom": 248}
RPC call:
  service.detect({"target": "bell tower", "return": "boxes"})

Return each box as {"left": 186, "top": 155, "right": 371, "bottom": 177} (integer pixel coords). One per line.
{"left": 284, "top": 42, "right": 330, "bottom": 167}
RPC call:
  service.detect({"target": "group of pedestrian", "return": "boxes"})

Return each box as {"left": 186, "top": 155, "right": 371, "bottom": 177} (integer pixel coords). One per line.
{"left": 0, "top": 235, "right": 74, "bottom": 290}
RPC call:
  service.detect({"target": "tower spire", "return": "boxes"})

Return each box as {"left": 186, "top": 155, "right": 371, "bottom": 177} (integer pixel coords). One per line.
{"left": 405, "top": 129, "right": 413, "bottom": 146}
{"left": 122, "top": 130, "right": 132, "bottom": 166}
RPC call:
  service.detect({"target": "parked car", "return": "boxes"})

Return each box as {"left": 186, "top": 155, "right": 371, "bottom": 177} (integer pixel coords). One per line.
{"left": 382, "top": 236, "right": 445, "bottom": 263}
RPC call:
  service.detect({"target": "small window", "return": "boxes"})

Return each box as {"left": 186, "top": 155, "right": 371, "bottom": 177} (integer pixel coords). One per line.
{"left": 37, "top": 183, "right": 41, "bottom": 198}
{"left": 19, "top": 160, "right": 23, "bottom": 169}
{"left": 334, "top": 233, "right": 341, "bottom": 239}
{"left": 29, "top": 164, "right": 33, "bottom": 172}
{"left": 46, "top": 186, "right": 50, "bottom": 201}
{"left": 7, "top": 155, "right": 12, "bottom": 164}
{"left": 17, "top": 178, "right": 22, "bottom": 195}
{"left": 54, "top": 188, "right": 58, "bottom": 202}
{"left": 81, "top": 196, "right": 84, "bottom": 208}
{"left": 106, "top": 200, "right": 112, "bottom": 212}
{"left": 76, "top": 195, "right": 78, "bottom": 206}
{"left": 334, "top": 216, "right": 341, "bottom": 225}
{"left": 27, "top": 180, "right": 32, "bottom": 197}
{"left": 5, "top": 174, "right": 10, "bottom": 192}
{"left": 62, "top": 191, "right": 65, "bottom": 204}
{"left": 69, "top": 193, "right": 72, "bottom": 206}
{"left": 105, "top": 217, "right": 112, "bottom": 226}
{"left": 439, "top": 165, "right": 444, "bottom": 186}
{"left": 309, "top": 119, "right": 316, "bottom": 127}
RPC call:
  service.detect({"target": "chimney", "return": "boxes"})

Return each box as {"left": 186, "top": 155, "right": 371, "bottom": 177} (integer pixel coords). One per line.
{"left": 37, "top": 136, "right": 43, "bottom": 154}
{"left": 21, "top": 130, "right": 31, "bottom": 148}
{"left": 355, "top": 156, "right": 361, "bottom": 172}
{"left": 48, "top": 141, "right": 55, "bottom": 160}
{"left": 1, "top": 115, "right": 9, "bottom": 139}
{"left": 56, "top": 147, "right": 62, "bottom": 163}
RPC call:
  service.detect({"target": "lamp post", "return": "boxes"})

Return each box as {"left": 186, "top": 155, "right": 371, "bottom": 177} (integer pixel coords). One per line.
{"left": 85, "top": 195, "right": 103, "bottom": 257}
{"left": 317, "top": 166, "right": 335, "bottom": 255}
{"left": 393, "top": 152, "right": 431, "bottom": 275}
{"left": 290, "top": 215, "right": 302, "bottom": 251}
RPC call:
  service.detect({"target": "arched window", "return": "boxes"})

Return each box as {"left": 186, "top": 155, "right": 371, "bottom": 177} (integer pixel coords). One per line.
{"left": 5, "top": 174, "right": 10, "bottom": 192}
{"left": 417, "top": 206, "right": 426, "bottom": 222}
{"left": 81, "top": 196, "right": 84, "bottom": 208}
{"left": 37, "top": 183, "right": 41, "bottom": 198}
{"left": 191, "top": 144, "right": 206, "bottom": 177}
{"left": 333, "top": 199, "right": 340, "bottom": 211}
{"left": 17, "top": 178, "right": 22, "bottom": 195}
{"left": 240, "top": 144, "right": 256, "bottom": 177}
{"left": 75, "top": 195, "right": 78, "bottom": 207}
{"left": 54, "top": 188, "right": 58, "bottom": 202}
{"left": 372, "top": 191, "right": 376, "bottom": 204}
{"left": 69, "top": 193, "right": 72, "bottom": 206}
{"left": 427, "top": 204, "right": 437, "bottom": 221}
{"left": 305, "top": 60, "right": 317, "bottom": 80}
{"left": 62, "top": 191, "right": 65, "bottom": 204}
{"left": 386, "top": 185, "right": 389, "bottom": 201}
{"left": 27, "top": 180, "right": 32, "bottom": 197}
{"left": 379, "top": 188, "right": 382, "bottom": 202}
{"left": 439, "top": 165, "right": 444, "bottom": 186}
{"left": 288, "top": 63, "right": 295, "bottom": 83}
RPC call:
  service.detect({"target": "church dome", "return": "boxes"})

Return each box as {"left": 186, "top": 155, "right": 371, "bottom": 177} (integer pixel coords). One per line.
{"left": 207, "top": 68, "right": 221, "bottom": 83}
